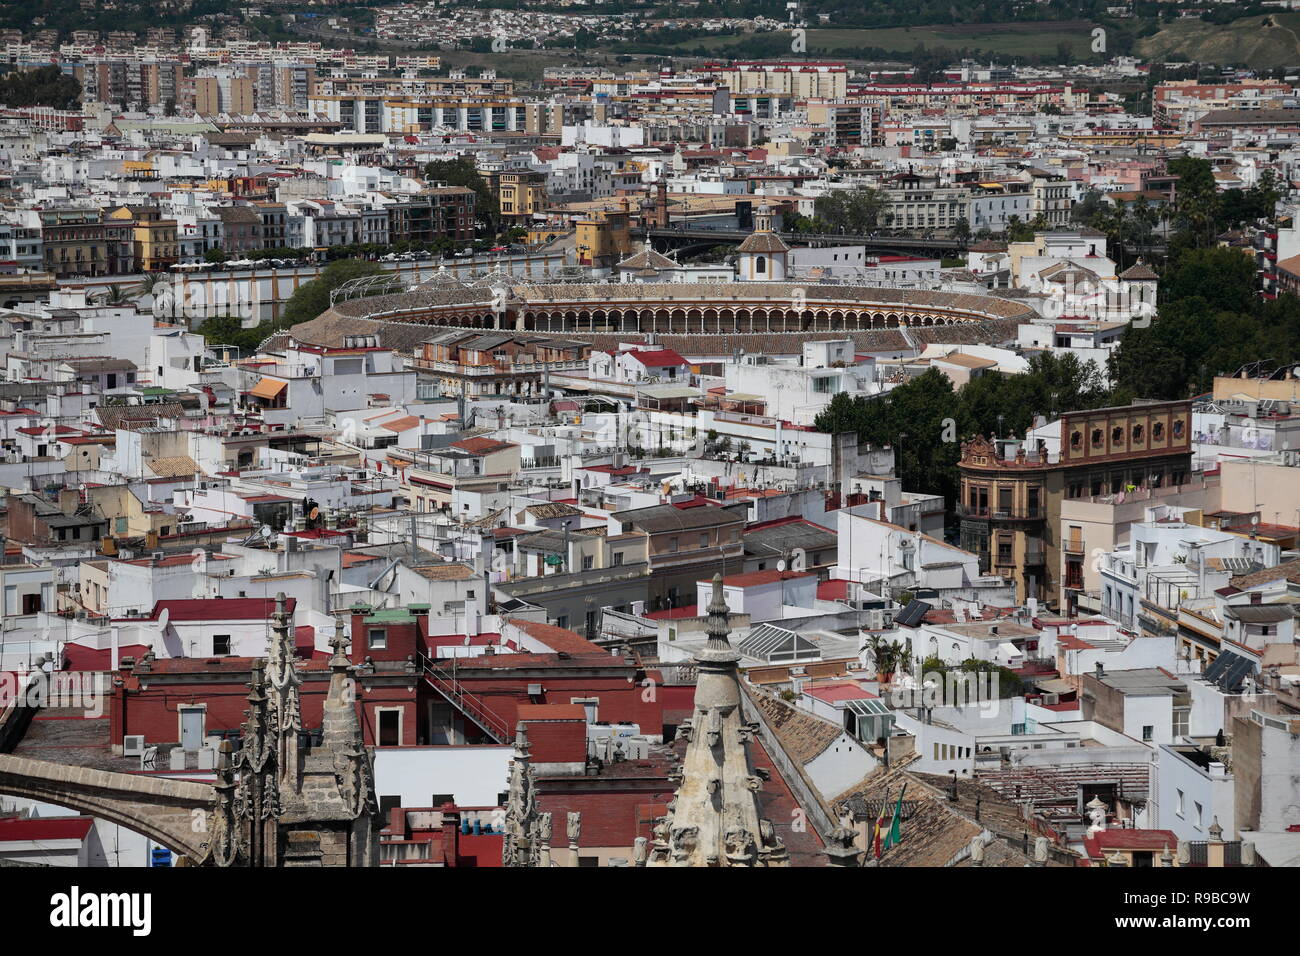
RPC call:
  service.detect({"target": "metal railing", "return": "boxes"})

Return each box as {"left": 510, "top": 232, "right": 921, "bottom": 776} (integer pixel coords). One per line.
{"left": 418, "top": 653, "right": 511, "bottom": 744}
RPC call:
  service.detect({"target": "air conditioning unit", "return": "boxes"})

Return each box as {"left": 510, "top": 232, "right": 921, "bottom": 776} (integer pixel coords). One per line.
{"left": 1043, "top": 693, "right": 1060, "bottom": 705}
{"left": 123, "top": 734, "right": 145, "bottom": 757}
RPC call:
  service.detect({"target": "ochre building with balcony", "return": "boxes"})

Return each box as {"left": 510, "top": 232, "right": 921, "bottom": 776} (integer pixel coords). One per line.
{"left": 958, "top": 400, "right": 1193, "bottom": 608}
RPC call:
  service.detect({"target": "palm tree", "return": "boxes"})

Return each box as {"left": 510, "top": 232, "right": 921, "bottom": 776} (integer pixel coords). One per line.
{"left": 92, "top": 282, "right": 147, "bottom": 306}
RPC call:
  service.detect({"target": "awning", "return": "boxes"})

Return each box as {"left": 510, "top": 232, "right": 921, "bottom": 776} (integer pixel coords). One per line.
{"left": 250, "top": 377, "right": 287, "bottom": 400}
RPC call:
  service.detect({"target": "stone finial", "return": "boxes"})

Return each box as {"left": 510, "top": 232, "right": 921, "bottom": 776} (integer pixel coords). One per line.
{"left": 970, "top": 834, "right": 985, "bottom": 866}
{"left": 1207, "top": 816, "right": 1224, "bottom": 842}
{"left": 512, "top": 721, "right": 530, "bottom": 759}
{"left": 704, "top": 573, "right": 731, "bottom": 650}
{"left": 1160, "top": 844, "right": 1173, "bottom": 867}
{"left": 824, "top": 817, "right": 863, "bottom": 868}
{"left": 566, "top": 811, "right": 582, "bottom": 847}
{"left": 1106, "top": 849, "right": 1128, "bottom": 867}
{"left": 329, "top": 616, "right": 350, "bottom": 666}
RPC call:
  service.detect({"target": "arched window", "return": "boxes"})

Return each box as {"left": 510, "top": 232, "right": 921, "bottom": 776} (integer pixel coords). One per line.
{"left": 756, "top": 255, "right": 766, "bottom": 274}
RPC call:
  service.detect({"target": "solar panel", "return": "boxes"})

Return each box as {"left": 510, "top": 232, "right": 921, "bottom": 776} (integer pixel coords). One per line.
{"left": 1205, "top": 652, "right": 1254, "bottom": 693}
{"left": 1203, "top": 654, "right": 1229, "bottom": 683}
{"left": 894, "top": 599, "right": 931, "bottom": 629}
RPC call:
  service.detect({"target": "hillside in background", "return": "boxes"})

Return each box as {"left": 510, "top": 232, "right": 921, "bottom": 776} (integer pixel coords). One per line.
{"left": 1138, "top": 13, "right": 1300, "bottom": 70}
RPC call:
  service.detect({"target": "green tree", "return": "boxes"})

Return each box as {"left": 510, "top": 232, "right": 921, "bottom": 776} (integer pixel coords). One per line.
{"left": 0, "top": 66, "right": 82, "bottom": 110}
{"left": 814, "top": 186, "right": 887, "bottom": 234}
{"left": 425, "top": 157, "right": 499, "bottom": 236}
{"left": 279, "top": 258, "right": 392, "bottom": 327}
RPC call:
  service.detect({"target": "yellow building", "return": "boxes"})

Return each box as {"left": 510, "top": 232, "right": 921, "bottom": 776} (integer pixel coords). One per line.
{"left": 958, "top": 401, "right": 1194, "bottom": 607}
{"left": 494, "top": 170, "right": 547, "bottom": 225}
{"left": 575, "top": 204, "right": 633, "bottom": 269}
{"left": 132, "top": 219, "right": 179, "bottom": 273}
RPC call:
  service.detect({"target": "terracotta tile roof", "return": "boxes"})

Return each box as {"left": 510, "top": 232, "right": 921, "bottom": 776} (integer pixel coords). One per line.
{"left": 1230, "top": 557, "right": 1300, "bottom": 589}
{"left": 505, "top": 618, "right": 605, "bottom": 656}
{"left": 748, "top": 688, "right": 843, "bottom": 764}
{"left": 146, "top": 455, "right": 201, "bottom": 478}
{"left": 410, "top": 563, "right": 477, "bottom": 581}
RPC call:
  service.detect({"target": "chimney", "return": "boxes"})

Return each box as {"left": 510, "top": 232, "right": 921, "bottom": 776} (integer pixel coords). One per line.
{"left": 1096, "top": 661, "right": 1104, "bottom": 679}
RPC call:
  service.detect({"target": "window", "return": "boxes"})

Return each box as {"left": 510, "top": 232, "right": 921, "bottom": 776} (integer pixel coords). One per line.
{"left": 582, "top": 555, "right": 593, "bottom": 571}
{"left": 368, "top": 628, "right": 387, "bottom": 650}
{"left": 612, "top": 552, "right": 624, "bottom": 566}
{"left": 1172, "top": 419, "right": 1185, "bottom": 439}
{"left": 1176, "top": 789, "right": 1185, "bottom": 817}
{"left": 1111, "top": 426, "right": 1124, "bottom": 445}
{"left": 213, "top": 634, "right": 231, "bottom": 656}
{"left": 1153, "top": 421, "right": 1164, "bottom": 440}
{"left": 1141, "top": 725, "right": 1153, "bottom": 742}
{"left": 1091, "top": 428, "right": 1104, "bottom": 448}
{"left": 571, "top": 697, "right": 598, "bottom": 722}
{"left": 698, "top": 533, "right": 709, "bottom": 550}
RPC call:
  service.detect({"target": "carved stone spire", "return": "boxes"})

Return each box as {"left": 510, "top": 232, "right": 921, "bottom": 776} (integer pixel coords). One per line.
{"left": 502, "top": 721, "right": 540, "bottom": 867}
{"left": 266, "top": 592, "right": 302, "bottom": 793}
{"left": 647, "top": 574, "right": 788, "bottom": 867}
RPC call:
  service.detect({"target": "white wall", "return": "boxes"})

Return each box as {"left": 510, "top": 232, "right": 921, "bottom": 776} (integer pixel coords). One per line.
{"left": 373, "top": 745, "right": 511, "bottom": 807}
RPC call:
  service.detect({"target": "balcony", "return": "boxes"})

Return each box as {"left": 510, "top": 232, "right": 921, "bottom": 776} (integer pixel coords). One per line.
{"left": 956, "top": 503, "right": 1046, "bottom": 520}
{"left": 1063, "top": 537, "right": 1085, "bottom": 555}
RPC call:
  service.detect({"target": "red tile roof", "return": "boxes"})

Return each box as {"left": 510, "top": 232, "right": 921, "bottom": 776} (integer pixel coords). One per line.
{"left": 625, "top": 348, "right": 686, "bottom": 368}
{"left": 1083, "top": 829, "right": 1178, "bottom": 856}
{"left": 452, "top": 436, "right": 516, "bottom": 455}
{"left": 505, "top": 618, "right": 606, "bottom": 656}
{"left": 124, "top": 597, "right": 296, "bottom": 623}
{"left": 0, "top": 815, "right": 94, "bottom": 842}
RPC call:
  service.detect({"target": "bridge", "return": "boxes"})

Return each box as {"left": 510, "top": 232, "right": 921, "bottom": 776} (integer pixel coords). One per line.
{"left": 0, "top": 752, "right": 218, "bottom": 861}
{"left": 637, "top": 225, "right": 967, "bottom": 258}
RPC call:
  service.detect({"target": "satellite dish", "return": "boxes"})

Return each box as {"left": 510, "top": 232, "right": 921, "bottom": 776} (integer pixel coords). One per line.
{"left": 776, "top": 559, "right": 787, "bottom": 572}
{"left": 158, "top": 607, "right": 170, "bottom": 630}
{"left": 261, "top": 524, "right": 274, "bottom": 538}
{"left": 463, "top": 636, "right": 471, "bottom": 646}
